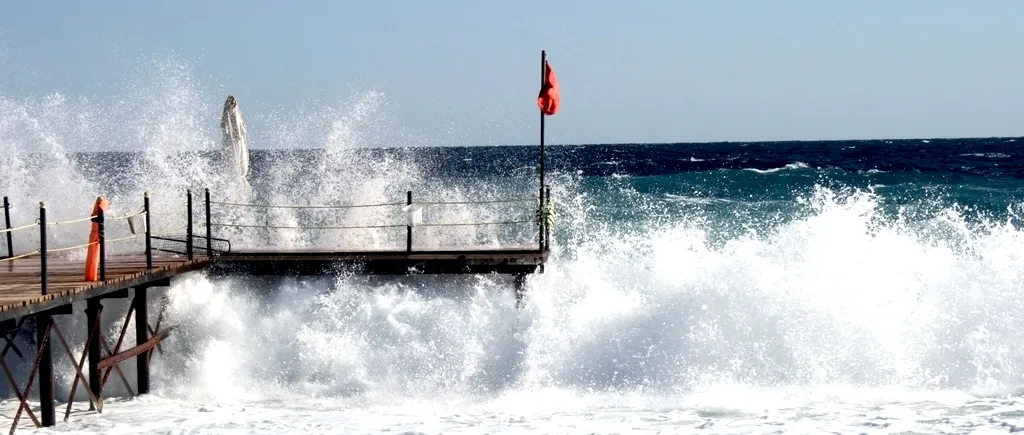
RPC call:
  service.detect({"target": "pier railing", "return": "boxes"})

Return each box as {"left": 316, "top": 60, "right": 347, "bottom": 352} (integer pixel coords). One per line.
{"left": 0, "top": 185, "right": 553, "bottom": 294}
{"left": 0, "top": 193, "right": 202, "bottom": 295}
{"left": 202, "top": 186, "right": 551, "bottom": 252}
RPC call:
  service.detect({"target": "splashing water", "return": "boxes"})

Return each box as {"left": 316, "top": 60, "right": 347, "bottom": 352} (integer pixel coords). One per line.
{"left": 3, "top": 56, "right": 1024, "bottom": 434}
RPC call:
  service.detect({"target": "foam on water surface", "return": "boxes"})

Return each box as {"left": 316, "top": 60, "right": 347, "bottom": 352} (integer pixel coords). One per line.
{"left": 5, "top": 389, "right": 1024, "bottom": 434}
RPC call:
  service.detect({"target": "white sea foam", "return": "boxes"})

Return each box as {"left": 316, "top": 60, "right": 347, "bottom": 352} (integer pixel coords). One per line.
{"left": 743, "top": 161, "right": 810, "bottom": 174}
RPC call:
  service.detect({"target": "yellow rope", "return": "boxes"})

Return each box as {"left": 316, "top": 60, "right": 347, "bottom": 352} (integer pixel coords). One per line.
{"left": 0, "top": 250, "right": 41, "bottom": 262}
{"left": 417, "top": 198, "right": 536, "bottom": 205}
{"left": 210, "top": 222, "right": 406, "bottom": 230}
{"left": 209, "top": 200, "right": 405, "bottom": 210}
{"left": 0, "top": 222, "right": 39, "bottom": 235}
{"left": 45, "top": 215, "right": 97, "bottom": 226}
{"left": 419, "top": 220, "right": 534, "bottom": 227}
{"left": 46, "top": 241, "right": 98, "bottom": 254}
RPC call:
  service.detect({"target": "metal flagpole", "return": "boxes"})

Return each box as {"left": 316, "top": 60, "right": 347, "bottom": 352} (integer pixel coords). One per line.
{"left": 538, "top": 50, "right": 547, "bottom": 251}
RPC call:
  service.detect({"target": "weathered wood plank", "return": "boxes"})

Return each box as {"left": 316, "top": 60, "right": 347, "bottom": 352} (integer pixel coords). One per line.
{"left": 0, "top": 252, "right": 207, "bottom": 317}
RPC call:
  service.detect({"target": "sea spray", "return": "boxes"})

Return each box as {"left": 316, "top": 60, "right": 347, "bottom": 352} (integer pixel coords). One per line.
{"left": 125, "top": 184, "right": 1024, "bottom": 405}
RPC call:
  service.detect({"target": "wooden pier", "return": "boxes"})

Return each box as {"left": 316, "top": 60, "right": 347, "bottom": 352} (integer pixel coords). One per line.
{"left": 0, "top": 46, "right": 559, "bottom": 435}
{"left": 0, "top": 183, "right": 552, "bottom": 434}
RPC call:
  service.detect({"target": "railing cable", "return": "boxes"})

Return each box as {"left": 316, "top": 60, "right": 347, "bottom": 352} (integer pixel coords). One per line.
{"left": 0, "top": 250, "right": 40, "bottom": 262}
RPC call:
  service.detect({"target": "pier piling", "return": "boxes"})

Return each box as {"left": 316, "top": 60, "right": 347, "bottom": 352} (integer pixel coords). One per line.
{"left": 85, "top": 300, "right": 102, "bottom": 412}
{"left": 35, "top": 314, "right": 54, "bottom": 428}
{"left": 134, "top": 287, "right": 149, "bottom": 395}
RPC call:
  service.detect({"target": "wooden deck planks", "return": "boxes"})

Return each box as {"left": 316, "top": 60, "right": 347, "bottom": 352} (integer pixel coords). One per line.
{"left": 0, "top": 253, "right": 206, "bottom": 314}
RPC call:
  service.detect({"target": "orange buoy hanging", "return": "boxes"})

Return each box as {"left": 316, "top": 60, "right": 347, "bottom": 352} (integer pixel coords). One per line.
{"left": 84, "top": 196, "right": 110, "bottom": 282}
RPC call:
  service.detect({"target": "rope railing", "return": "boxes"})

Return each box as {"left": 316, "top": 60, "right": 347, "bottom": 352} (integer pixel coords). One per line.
{"left": 1, "top": 185, "right": 555, "bottom": 295}
{"left": 1, "top": 211, "right": 147, "bottom": 235}
{"left": 43, "top": 215, "right": 98, "bottom": 227}
{"left": 0, "top": 191, "right": 162, "bottom": 295}
{"left": 208, "top": 220, "right": 535, "bottom": 230}
{"left": 0, "top": 221, "right": 39, "bottom": 235}
{"left": 208, "top": 197, "right": 536, "bottom": 209}
{"left": 418, "top": 219, "right": 534, "bottom": 227}
{"left": 208, "top": 200, "right": 406, "bottom": 210}
{"left": 0, "top": 250, "right": 40, "bottom": 263}
{"left": 19, "top": 210, "right": 143, "bottom": 229}
{"left": 45, "top": 241, "right": 98, "bottom": 254}
{"left": 416, "top": 198, "right": 537, "bottom": 205}
{"left": 210, "top": 222, "right": 406, "bottom": 230}
{"left": 200, "top": 188, "right": 550, "bottom": 253}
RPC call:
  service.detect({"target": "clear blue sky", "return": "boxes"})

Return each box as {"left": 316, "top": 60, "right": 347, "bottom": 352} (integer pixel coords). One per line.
{"left": 1, "top": 0, "right": 1022, "bottom": 148}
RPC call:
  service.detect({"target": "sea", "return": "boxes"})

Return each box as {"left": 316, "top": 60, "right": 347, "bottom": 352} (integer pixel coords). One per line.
{"left": 4, "top": 81, "right": 1024, "bottom": 434}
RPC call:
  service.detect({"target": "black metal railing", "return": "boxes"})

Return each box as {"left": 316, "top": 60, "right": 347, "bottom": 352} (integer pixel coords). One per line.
{"left": 202, "top": 186, "right": 550, "bottom": 253}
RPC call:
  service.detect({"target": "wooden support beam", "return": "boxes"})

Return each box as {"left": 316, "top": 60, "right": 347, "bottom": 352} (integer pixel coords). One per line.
{"left": 35, "top": 314, "right": 54, "bottom": 427}
{"left": 94, "top": 288, "right": 130, "bottom": 300}
{"left": 98, "top": 306, "right": 135, "bottom": 396}
{"left": 85, "top": 300, "right": 102, "bottom": 412}
{"left": 4, "top": 318, "right": 51, "bottom": 433}
{"left": 1, "top": 317, "right": 25, "bottom": 359}
{"left": 50, "top": 323, "right": 100, "bottom": 419}
{"left": 97, "top": 326, "right": 173, "bottom": 371}
{"left": 38, "top": 304, "right": 73, "bottom": 317}
{"left": 134, "top": 287, "right": 149, "bottom": 394}
{"left": 135, "top": 277, "right": 171, "bottom": 289}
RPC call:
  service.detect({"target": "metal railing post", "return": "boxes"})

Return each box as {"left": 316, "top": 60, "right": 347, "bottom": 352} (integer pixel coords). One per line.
{"left": 186, "top": 189, "right": 193, "bottom": 260}
{"left": 3, "top": 196, "right": 12, "bottom": 258}
{"left": 406, "top": 191, "right": 413, "bottom": 252}
{"left": 39, "top": 202, "right": 47, "bottom": 295}
{"left": 98, "top": 206, "right": 106, "bottom": 281}
{"left": 205, "top": 188, "right": 212, "bottom": 256}
{"left": 144, "top": 192, "right": 152, "bottom": 269}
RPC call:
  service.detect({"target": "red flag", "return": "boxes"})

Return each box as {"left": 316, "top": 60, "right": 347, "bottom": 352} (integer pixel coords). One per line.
{"left": 537, "top": 61, "right": 560, "bottom": 115}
